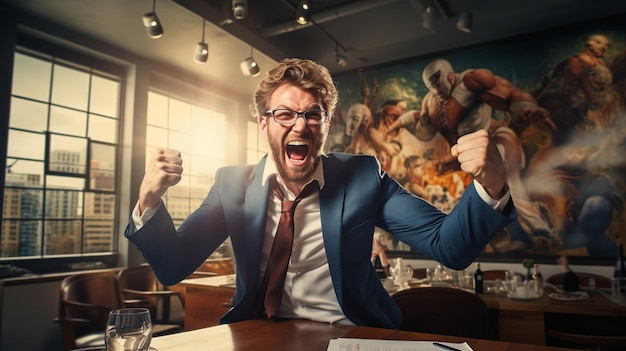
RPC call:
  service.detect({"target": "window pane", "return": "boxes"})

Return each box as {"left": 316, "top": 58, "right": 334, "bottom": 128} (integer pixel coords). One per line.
{"left": 88, "top": 114, "right": 117, "bottom": 143}
{"left": 89, "top": 75, "right": 119, "bottom": 117}
{"left": 146, "top": 125, "right": 167, "bottom": 149}
{"left": 48, "top": 134, "right": 87, "bottom": 175}
{"left": 7, "top": 130, "right": 45, "bottom": 160}
{"left": 169, "top": 130, "right": 190, "bottom": 153}
{"left": 84, "top": 193, "right": 115, "bottom": 219}
{"left": 44, "top": 190, "right": 82, "bottom": 219}
{"left": 10, "top": 97, "right": 48, "bottom": 131}
{"left": 90, "top": 143, "right": 116, "bottom": 191}
{"left": 168, "top": 99, "right": 191, "bottom": 133}
{"left": 83, "top": 219, "right": 114, "bottom": 253}
{"left": 5, "top": 159, "right": 45, "bottom": 188}
{"left": 206, "top": 113, "right": 227, "bottom": 158}
{"left": 1, "top": 220, "right": 42, "bottom": 257}
{"left": 2, "top": 188, "right": 43, "bottom": 219}
{"left": 46, "top": 175, "right": 85, "bottom": 190}
{"left": 147, "top": 92, "right": 168, "bottom": 128}
{"left": 51, "top": 65, "right": 89, "bottom": 110}
{"left": 189, "top": 175, "right": 211, "bottom": 199}
{"left": 49, "top": 106, "right": 87, "bottom": 136}
{"left": 12, "top": 52, "right": 51, "bottom": 101}
{"left": 44, "top": 219, "right": 81, "bottom": 255}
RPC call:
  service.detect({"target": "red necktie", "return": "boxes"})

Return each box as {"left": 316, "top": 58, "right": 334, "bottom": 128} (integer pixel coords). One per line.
{"left": 255, "top": 179, "right": 318, "bottom": 318}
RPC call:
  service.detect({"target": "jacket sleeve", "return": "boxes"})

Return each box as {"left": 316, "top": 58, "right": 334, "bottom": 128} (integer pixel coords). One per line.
{"left": 125, "top": 168, "right": 231, "bottom": 286}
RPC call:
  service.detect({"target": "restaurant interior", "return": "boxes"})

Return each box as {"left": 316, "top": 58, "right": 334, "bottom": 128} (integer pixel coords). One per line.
{"left": 0, "top": 0, "right": 625, "bottom": 350}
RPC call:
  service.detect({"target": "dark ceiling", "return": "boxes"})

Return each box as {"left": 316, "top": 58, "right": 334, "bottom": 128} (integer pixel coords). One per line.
{"left": 1, "top": 0, "right": 624, "bottom": 100}
{"left": 176, "top": 0, "right": 626, "bottom": 73}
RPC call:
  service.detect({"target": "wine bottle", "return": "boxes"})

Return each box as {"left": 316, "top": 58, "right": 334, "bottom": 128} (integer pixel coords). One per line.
{"left": 532, "top": 264, "right": 543, "bottom": 296}
{"left": 614, "top": 244, "right": 626, "bottom": 292}
{"left": 614, "top": 244, "right": 626, "bottom": 278}
{"left": 474, "top": 262, "right": 483, "bottom": 295}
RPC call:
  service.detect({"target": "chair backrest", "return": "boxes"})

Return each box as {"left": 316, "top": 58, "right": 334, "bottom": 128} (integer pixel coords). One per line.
{"left": 391, "top": 287, "right": 490, "bottom": 339}
{"left": 118, "top": 264, "right": 185, "bottom": 326}
{"left": 118, "top": 264, "right": 160, "bottom": 313}
{"left": 546, "top": 272, "right": 612, "bottom": 289}
{"left": 57, "top": 271, "right": 123, "bottom": 350}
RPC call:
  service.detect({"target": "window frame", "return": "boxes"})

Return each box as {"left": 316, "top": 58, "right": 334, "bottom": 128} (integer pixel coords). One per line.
{"left": 0, "top": 33, "right": 125, "bottom": 273}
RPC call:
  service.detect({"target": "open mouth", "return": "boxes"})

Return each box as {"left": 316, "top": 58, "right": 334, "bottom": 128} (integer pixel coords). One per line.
{"left": 286, "top": 140, "right": 310, "bottom": 165}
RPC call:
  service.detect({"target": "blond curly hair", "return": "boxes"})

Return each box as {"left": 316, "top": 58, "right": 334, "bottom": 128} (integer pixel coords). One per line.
{"left": 253, "top": 58, "right": 338, "bottom": 120}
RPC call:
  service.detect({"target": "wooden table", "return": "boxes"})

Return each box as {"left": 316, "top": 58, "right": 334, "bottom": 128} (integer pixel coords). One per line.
{"left": 150, "top": 318, "right": 579, "bottom": 351}
{"left": 479, "top": 287, "right": 626, "bottom": 345}
{"left": 178, "top": 275, "right": 626, "bottom": 346}
{"left": 178, "top": 274, "right": 236, "bottom": 330}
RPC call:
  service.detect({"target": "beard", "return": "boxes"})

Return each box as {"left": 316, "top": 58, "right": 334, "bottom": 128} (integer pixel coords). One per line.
{"left": 268, "top": 135, "right": 323, "bottom": 184}
{"left": 267, "top": 126, "right": 328, "bottom": 185}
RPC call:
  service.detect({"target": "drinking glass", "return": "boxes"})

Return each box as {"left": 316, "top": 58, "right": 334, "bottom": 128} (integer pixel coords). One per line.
{"left": 391, "top": 258, "right": 413, "bottom": 290}
{"left": 105, "top": 308, "right": 153, "bottom": 351}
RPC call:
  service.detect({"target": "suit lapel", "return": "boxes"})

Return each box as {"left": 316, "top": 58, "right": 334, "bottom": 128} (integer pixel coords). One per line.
{"left": 242, "top": 157, "right": 270, "bottom": 293}
{"left": 319, "top": 155, "right": 346, "bottom": 304}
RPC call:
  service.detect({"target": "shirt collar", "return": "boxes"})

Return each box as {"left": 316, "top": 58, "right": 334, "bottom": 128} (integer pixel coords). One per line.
{"left": 262, "top": 154, "right": 326, "bottom": 192}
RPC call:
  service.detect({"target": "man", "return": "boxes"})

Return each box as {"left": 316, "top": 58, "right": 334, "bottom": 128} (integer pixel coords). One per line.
{"left": 388, "top": 58, "right": 556, "bottom": 252}
{"left": 125, "top": 58, "right": 514, "bottom": 329}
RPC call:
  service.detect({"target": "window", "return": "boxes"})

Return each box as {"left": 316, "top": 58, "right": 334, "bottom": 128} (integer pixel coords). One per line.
{"left": 246, "top": 119, "right": 269, "bottom": 164}
{"left": 2, "top": 49, "right": 122, "bottom": 259}
{"left": 146, "top": 91, "right": 228, "bottom": 227}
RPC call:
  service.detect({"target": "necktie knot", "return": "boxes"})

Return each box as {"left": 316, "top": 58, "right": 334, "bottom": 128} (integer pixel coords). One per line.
{"left": 281, "top": 200, "right": 297, "bottom": 213}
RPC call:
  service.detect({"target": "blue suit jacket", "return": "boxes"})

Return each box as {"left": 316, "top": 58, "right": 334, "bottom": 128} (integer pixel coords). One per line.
{"left": 126, "top": 153, "right": 514, "bottom": 328}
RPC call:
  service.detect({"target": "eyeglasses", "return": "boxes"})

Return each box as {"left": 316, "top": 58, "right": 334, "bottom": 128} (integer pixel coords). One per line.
{"left": 265, "top": 108, "right": 328, "bottom": 125}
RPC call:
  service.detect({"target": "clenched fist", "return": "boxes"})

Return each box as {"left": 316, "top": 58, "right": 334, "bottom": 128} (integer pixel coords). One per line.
{"left": 451, "top": 129, "right": 507, "bottom": 200}
{"left": 138, "top": 148, "right": 183, "bottom": 214}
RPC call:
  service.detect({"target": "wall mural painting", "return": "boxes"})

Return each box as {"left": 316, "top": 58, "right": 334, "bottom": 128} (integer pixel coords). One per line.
{"left": 327, "top": 16, "right": 626, "bottom": 263}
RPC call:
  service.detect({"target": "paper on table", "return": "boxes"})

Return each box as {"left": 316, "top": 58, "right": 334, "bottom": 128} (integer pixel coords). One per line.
{"left": 327, "top": 338, "right": 473, "bottom": 351}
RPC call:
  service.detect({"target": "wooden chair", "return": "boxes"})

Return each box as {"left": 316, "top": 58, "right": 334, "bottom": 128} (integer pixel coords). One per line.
{"left": 118, "top": 264, "right": 185, "bottom": 327}
{"left": 546, "top": 272, "right": 612, "bottom": 289}
{"left": 55, "top": 271, "right": 181, "bottom": 351}
{"left": 391, "top": 287, "right": 490, "bottom": 339}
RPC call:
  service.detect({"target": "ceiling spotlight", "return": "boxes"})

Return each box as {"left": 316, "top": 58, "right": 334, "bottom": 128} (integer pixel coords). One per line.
{"left": 334, "top": 46, "right": 347, "bottom": 68}
{"left": 457, "top": 11, "right": 473, "bottom": 33}
{"left": 240, "top": 47, "right": 260, "bottom": 77}
{"left": 142, "top": 0, "right": 164, "bottom": 39}
{"left": 296, "top": 1, "right": 311, "bottom": 25}
{"left": 232, "top": 0, "right": 248, "bottom": 20}
{"left": 194, "top": 20, "right": 208, "bottom": 63}
{"left": 422, "top": 6, "right": 435, "bottom": 30}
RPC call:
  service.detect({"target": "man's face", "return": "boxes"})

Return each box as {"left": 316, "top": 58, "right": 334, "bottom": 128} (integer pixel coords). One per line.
{"left": 345, "top": 106, "right": 366, "bottom": 137}
{"left": 424, "top": 70, "right": 452, "bottom": 103}
{"left": 259, "top": 83, "right": 328, "bottom": 185}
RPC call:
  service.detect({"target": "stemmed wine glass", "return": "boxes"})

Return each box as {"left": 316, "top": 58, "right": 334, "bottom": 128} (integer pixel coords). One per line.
{"left": 105, "top": 308, "right": 153, "bottom": 351}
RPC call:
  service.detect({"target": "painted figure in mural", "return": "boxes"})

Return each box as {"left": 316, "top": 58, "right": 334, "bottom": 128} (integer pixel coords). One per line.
{"left": 365, "top": 99, "right": 451, "bottom": 184}
{"left": 343, "top": 103, "right": 376, "bottom": 156}
{"left": 525, "top": 34, "right": 624, "bottom": 256}
{"left": 387, "top": 58, "right": 557, "bottom": 252}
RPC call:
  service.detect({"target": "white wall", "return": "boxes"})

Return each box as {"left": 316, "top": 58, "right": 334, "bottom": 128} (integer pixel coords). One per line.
{"left": 0, "top": 280, "right": 64, "bottom": 351}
